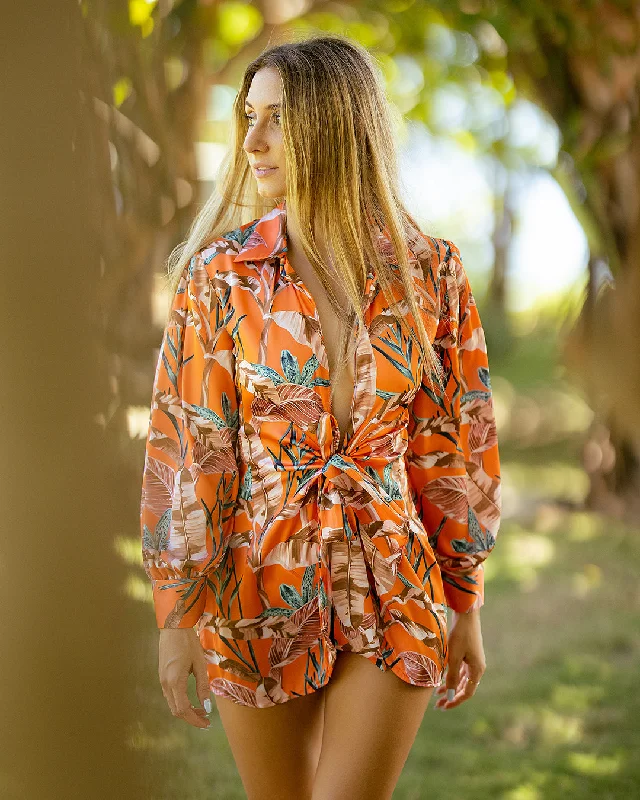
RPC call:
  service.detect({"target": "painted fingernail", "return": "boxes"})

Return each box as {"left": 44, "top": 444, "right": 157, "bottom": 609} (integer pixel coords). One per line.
{"left": 447, "top": 689, "right": 455, "bottom": 702}
{"left": 203, "top": 698, "right": 212, "bottom": 714}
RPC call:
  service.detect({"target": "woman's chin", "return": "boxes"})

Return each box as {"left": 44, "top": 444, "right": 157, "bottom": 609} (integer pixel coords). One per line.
{"left": 256, "top": 183, "right": 286, "bottom": 199}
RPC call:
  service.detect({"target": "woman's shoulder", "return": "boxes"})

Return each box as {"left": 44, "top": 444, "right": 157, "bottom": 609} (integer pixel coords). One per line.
{"left": 408, "top": 231, "right": 466, "bottom": 296}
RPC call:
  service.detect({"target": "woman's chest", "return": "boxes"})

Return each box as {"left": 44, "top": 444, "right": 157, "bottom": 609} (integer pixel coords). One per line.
{"left": 217, "top": 258, "right": 425, "bottom": 421}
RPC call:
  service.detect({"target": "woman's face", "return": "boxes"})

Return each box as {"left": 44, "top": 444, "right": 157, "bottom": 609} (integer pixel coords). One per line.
{"left": 243, "top": 67, "right": 287, "bottom": 198}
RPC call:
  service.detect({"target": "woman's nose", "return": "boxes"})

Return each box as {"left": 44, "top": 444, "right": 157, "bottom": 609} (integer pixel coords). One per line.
{"left": 244, "top": 127, "right": 266, "bottom": 154}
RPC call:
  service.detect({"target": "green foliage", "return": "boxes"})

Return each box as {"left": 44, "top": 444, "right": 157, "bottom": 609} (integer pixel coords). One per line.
{"left": 217, "top": 2, "right": 262, "bottom": 47}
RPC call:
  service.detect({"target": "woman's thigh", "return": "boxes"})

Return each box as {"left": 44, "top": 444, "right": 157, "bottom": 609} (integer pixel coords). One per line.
{"left": 214, "top": 687, "right": 326, "bottom": 800}
{"left": 311, "top": 651, "right": 435, "bottom": 800}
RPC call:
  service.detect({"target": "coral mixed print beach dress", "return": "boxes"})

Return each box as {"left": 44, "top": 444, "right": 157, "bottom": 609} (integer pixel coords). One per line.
{"left": 140, "top": 200, "right": 502, "bottom": 708}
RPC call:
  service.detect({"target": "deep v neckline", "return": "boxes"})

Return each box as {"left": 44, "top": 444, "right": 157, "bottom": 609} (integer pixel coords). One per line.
{"left": 281, "top": 251, "right": 359, "bottom": 450}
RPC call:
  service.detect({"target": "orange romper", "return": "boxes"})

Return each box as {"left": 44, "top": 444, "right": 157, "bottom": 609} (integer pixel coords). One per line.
{"left": 140, "top": 200, "right": 501, "bottom": 708}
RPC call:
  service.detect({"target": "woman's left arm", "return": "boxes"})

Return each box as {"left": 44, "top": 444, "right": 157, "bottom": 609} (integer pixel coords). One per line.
{"left": 404, "top": 239, "right": 502, "bottom": 708}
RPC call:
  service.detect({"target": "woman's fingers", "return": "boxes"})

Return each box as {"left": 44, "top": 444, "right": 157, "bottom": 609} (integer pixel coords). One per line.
{"left": 170, "top": 678, "right": 211, "bottom": 729}
{"left": 190, "top": 637, "right": 213, "bottom": 713}
{"left": 161, "top": 681, "right": 210, "bottom": 726}
{"left": 434, "top": 662, "right": 466, "bottom": 706}
{"left": 434, "top": 662, "right": 484, "bottom": 709}
{"left": 158, "top": 628, "right": 212, "bottom": 729}
{"left": 435, "top": 661, "right": 465, "bottom": 692}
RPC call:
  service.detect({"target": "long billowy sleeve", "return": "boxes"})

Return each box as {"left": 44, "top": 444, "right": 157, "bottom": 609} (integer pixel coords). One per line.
{"left": 140, "top": 252, "right": 240, "bottom": 628}
{"left": 405, "top": 240, "right": 501, "bottom": 613}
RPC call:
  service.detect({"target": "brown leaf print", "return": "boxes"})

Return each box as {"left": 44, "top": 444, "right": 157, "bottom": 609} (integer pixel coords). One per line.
{"left": 398, "top": 650, "right": 442, "bottom": 685}
{"left": 388, "top": 608, "right": 442, "bottom": 644}
{"left": 141, "top": 455, "right": 174, "bottom": 516}
{"left": 211, "top": 678, "right": 259, "bottom": 707}
{"left": 269, "top": 597, "right": 322, "bottom": 672}
{"left": 163, "top": 594, "right": 187, "bottom": 629}
{"left": 405, "top": 449, "right": 464, "bottom": 472}
{"left": 465, "top": 461, "right": 501, "bottom": 532}
{"left": 360, "top": 532, "right": 401, "bottom": 596}
{"left": 270, "top": 310, "right": 328, "bottom": 367}
{"left": 192, "top": 439, "right": 238, "bottom": 476}
{"left": 147, "top": 428, "right": 181, "bottom": 465}
{"left": 217, "top": 658, "right": 262, "bottom": 684}
{"left": 256, "top": 677, "right": 290, "bottom": 707}
{"left": 422, "top": 474, "right": 469, "bottom": 525}
{"left": 251, "top": 383, "right": 325, "bottom": 427}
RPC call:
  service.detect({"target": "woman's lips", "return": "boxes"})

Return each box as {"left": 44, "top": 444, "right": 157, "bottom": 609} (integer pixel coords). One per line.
{"left": 254, "top": 166, "right": 278, "bottom": 177}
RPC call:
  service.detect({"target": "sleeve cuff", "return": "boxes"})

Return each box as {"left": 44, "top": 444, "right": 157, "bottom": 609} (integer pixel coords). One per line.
{"left": 152, "top": 577, "right": 207, "bottom": 629}
{"left": 442, "top": 564, "right": 485, "bottom": 614}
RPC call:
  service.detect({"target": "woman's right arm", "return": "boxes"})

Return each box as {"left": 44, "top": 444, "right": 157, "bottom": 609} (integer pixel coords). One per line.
{"left": 139, "top": 250, "right": 240, "bottom": 631}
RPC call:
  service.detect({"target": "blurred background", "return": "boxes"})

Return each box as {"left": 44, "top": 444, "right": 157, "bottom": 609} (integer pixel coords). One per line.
{"left": 2, "top": 1, "right": 639, "bottom": 798}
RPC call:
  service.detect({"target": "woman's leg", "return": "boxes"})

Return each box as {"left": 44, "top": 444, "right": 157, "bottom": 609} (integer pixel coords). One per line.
{"left": 214, "top": 687, "right": 326, "bottom": 800}
{"left": 311, "top": 651, "right": 435, "bottom": 800}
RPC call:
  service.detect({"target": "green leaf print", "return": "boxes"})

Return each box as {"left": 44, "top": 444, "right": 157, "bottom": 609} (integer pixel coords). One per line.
{"left": 281, "top": 350, "right": 301, "bottom": 383}
{"left": 258, "top": 606, "right": 295, "bottom": 618}
{"left": 371, "top": 342, "right": 415, "bottom": 382}
{"left": 478, "top": 366, "right": 491, "bottom": 390}
{"left": 221, "top": 392, "right": 240, "bottom": 428}
{"left": 461, "top": 389, "right": 492, "bottom": 404}
{"left": 299, "top": 354, "right": 321, "bottom": 385}
{"left": 190, "top": 403, "right": 226, "bottom": 428}
{"left": 301, "top": 564, "right": 316, "bottom": 603}
{"left": 280, "top": 584, "right": 305, "bottom": 609}
{"left": 239, "top": 466, "right": 252, "bottom": 501}
{"left": 252, "top": 363, "right": 287, "bottom": 385}
{"left": 319, "top": 582, "right": 327, "bottom": 609}
{"left": 450, "top": 508, "right": 496, "bottom": 555}
{"left": 142, "top": 508, "right": 171, "bottom": 553}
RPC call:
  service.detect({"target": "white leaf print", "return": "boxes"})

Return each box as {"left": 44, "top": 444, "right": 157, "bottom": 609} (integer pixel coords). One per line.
{"left": 388, "top": 608, "right": 441, "bottom": 642}
{"left": 168, "top": 467, "right": 208, "bottom": 567}
{"left": 360, "top": 532, "right": 400, "bottom": 595}
{"left": 270, "top": 310, "right": 328, "bottom": 368}
{"left": 351, "top": 325, "right": 378, "bottom": 430}
{"left": 255, "top": 679, "right": 290, "bottom": 707}
{"left": 330, "top": 539, "right": 370, "bottom": 630}
{"left": 260, "top": 540, "right": 320, "bottom": 570}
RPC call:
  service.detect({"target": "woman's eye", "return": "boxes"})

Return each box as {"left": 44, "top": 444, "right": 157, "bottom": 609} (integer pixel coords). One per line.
{"left": 244, "top": 112, "right": 280, "bottom": 127}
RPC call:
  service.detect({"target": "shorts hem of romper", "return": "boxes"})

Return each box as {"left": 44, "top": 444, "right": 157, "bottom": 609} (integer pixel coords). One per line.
{"left": 206, "top": 643, "right": 445, "bottom": 708}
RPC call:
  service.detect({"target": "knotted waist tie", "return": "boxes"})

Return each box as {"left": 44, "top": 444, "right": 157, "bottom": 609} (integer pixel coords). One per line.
{"left": 265, "top": 410, "right": 412, "bottom": 647}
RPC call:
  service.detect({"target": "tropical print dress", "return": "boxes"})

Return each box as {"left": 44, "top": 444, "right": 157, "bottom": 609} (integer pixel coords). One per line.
{"left": 140, "top": 199, "right": 501, "bottom": 708}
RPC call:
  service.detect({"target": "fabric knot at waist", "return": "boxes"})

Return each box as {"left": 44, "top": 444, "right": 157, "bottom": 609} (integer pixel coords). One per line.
{"left": 264, "top": 410, "right": 412, "bottom": 641}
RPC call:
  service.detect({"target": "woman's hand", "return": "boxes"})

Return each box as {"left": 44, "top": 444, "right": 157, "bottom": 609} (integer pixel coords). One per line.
{"left": 434, "top": 608, "right": 486, "bottom": 710}
{"left": 158, "top": 628, "right": 212, "bottom": 729}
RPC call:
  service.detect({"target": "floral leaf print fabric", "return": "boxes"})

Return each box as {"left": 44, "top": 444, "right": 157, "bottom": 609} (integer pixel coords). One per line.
{"left": 140, "top": 255, "right": 240, "bottom": 629}
{"left": 139, "top": 201, "right": 501, "bottom": 707}
{"left": 404, "top": 240, "right": 501, "bottom": 615}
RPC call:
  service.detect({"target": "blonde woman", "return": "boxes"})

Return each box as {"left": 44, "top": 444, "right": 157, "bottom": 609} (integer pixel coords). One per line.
{"left": 140, "top": 34, "right": 501, "bottom": 800}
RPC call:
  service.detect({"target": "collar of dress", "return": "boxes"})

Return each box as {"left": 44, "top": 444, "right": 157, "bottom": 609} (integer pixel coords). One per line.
{"left": 231, "top": 199, "right": 412, "bottom": 307}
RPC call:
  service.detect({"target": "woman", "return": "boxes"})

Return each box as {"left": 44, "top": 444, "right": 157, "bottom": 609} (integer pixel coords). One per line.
{"left": 140, "top": 34, "right": 501, "bottom": 800}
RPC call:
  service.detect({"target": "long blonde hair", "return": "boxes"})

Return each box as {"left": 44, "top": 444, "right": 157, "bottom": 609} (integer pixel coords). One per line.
{"left": 163, "top": 33, "right": 444, "bottom": 393}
